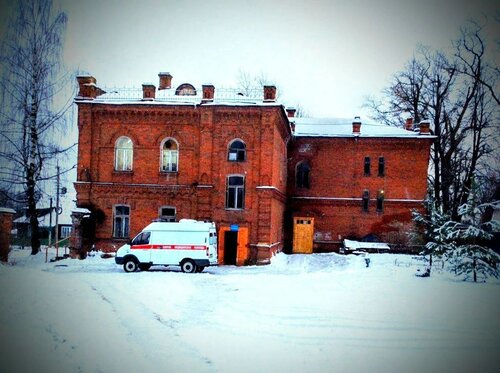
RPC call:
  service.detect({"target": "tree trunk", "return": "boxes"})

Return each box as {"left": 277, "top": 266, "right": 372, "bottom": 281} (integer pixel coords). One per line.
{"left": 26, "top": 165, "right": 40, "bottom": 254}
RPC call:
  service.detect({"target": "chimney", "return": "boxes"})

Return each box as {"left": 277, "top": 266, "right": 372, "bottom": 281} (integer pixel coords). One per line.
{"left": 286, "top": 107, "right": 296, "bottom": 118}
{"left": 263, "top": 85, "right": 276, "bottom": 102}
{"left": 142, "top": 83, "right": 156, "bottom": 100}
{"left": 158, "top": 72, "right": 173, "bottom": 90}
{"left": 76, "top": 75, "right": 105, "bottom": 99}
{"left": 405, "top": 117, "right": 414, "bottom": 131}
{"left": 419, "top": 120, "right": 431, "bottom": 135}
{"left": 202, "top": 84, "right": 215, "bottom": 102}
{"left": 352, "top": 116, "right": 361, "bottom": 136}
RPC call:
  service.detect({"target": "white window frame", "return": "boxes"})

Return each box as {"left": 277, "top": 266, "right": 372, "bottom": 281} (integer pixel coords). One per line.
{"left": 160, "top": 138, "right": 179, "bottom": 172}
{"left": 114, "top": 136, "right": 133, "bottom": 171}
{"left": 60, "top": 225, "right": 72, "bottom": 239}
{"left": 226, "top": 174, "right": 245, "bottom": 210}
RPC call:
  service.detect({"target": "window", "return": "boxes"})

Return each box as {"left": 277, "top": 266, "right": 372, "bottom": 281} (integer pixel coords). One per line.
{"left": 159, "top": 206, "right": 176, "bottom": 222}
{"left": 161, "top": 138, "right": 179, "bottom": 172}
{"left": 228, "top": 139, "right": 246, "bottom": 162}
{"left": 131, "top": 231, "right": 150, "bottom": 245}
{"left": 226, "top": 175, "right": 245, "bottom": 209}
{"left": 378, "top": 157, "right": 385, "bottom": 177}
{"left": 175, "top": 83, "right": 197, "bottom": 96}
{"left": 113, "top": 205, "right": 130, "bottom": 238}
{"left": 362, "top": 190, "right": 369, "bottom": 212}
{"left": 376, "top": 190, "right": 385, "bottom": 212}
{"left": 115, "top": 137, "right": 133, "bottom": 171}
{"left": 296, "top": 162, "right": 310, "bottom": 189}
{"left": 364, "top": 157, "right": 371, "bottom": 176}
{"left": 60, "top": 226, "right": 72, "bottom": 239}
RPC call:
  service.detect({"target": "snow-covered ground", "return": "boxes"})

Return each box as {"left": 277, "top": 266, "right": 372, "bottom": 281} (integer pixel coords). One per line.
{"left": 1, "top": 248, "right": 499, "bottom": 373}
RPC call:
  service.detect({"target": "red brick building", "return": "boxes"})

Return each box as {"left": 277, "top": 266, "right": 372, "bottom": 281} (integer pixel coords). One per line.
{"left": 73, "top": 73, "right": 433, "bottom": 264}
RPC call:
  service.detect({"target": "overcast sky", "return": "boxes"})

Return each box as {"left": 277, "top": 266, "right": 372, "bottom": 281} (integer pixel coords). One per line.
{"left": 1, "top": 0, "right": 498, "bottom": 119}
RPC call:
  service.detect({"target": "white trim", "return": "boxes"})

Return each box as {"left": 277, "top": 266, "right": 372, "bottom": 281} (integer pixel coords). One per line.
{"left": 256, "top": 186, "right": 285, "bottom": 193}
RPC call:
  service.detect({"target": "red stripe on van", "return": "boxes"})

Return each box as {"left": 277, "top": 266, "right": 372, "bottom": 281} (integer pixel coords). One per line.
{"left": 131, "top": 244, "right": 206, "bottom": 250}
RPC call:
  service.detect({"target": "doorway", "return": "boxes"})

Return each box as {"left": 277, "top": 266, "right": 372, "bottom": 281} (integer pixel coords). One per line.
{"left": 292, "top": 217, "right": 314, "bottom": 254}
{"left": 224, "top": 231, "right": 238, "bottom": 265}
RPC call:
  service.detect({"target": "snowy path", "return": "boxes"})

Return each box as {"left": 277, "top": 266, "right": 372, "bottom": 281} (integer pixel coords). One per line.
{"left": 1, "top": 251, "right": 499, "bottom": 373}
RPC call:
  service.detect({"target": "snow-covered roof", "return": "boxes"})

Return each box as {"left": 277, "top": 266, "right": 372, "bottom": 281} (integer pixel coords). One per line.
{"left": 76, "top": 86, "right": 278, "bottom": 107}
{"left": 292, "top": 117, "right": 433, "bottom": 138}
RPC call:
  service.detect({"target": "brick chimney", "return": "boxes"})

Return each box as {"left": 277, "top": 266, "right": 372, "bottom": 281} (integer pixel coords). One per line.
{"left": 286, "top": 107, "right": 296, "bottom": 118}
{"left": 142, "top": 83, "right": 156, "bottom": 100}
{"left": 405, "top": 117, "right": 414, "bottom": 131}
{"left": 419, "top": 120, "right": 431, "bottom": 135}
{"left": 352, "top": 116, "right": 361, "bottom": 136}
{"left": 202, "top": 84, "right": 215, "bottom": 102}
{"left": 158, "top": 72, "right": 173, "bottom": 90}
{"left": 76, "top": 75, "right": 105, "bottom": 99}
{"left": 263, "top": 85, "right": 276, "bottom": 102}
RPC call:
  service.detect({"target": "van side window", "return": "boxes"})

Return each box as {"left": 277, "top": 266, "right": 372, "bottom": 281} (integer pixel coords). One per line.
{"left": 209, "top": 232, "right": 216, "bottom": 245}
{"left": 132, "top": 231, "right": 150, "bottom": 245}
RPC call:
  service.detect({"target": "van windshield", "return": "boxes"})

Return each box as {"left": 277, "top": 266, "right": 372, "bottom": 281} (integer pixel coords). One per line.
{"left": 131, "top": 231, "right": 151, "bottom": 245}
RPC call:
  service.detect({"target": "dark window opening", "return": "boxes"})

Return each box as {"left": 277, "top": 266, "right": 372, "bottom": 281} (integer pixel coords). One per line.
{"left": 113, "top": 205, "right": 130, "bottom": 238}
{"left": 226, "top": 176, "right": 245, "bottom": 209}
{"left": 362, "top": 190, "right": 369, "bottom": 211}
{"left": 378, "top": 157, "right": 385, "bottom": 177}
{"left": 364, "top": 157, "right": 371, "bottom": 176}
{"left": 228, "top": 140, "right": 246, "bottom": 162}
{"left": 296, "top": 162, "right": 310, "bottom": 189}
{"left": 377, "top": 190, "right": 384, "bottom": 212}
{"left": 159, "top": 207, "right": 176, "bottom": 222}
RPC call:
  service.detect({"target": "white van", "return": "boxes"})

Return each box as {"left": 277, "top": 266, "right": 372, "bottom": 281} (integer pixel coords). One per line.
{"left": 115, "top": 219, "right": 218, "bottom": 273}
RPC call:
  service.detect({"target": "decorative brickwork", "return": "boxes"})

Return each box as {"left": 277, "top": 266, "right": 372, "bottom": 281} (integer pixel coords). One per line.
{"left": 74, "top": 74, "right": 433, "bottom": 263}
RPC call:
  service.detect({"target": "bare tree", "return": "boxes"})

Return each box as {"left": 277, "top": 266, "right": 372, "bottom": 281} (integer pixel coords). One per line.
{"left": 0, "top": 0, "right": 73, "bottom": 255}
{"left": 364, "top": 21, "right": 499, "bottom": 219}
{"left": 236, "top": 68, "right": 282, "bottom": 98}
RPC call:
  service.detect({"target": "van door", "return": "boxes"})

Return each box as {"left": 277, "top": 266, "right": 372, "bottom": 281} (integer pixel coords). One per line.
{"left": 130, "top": 231, "right": 152, "bottom": 263}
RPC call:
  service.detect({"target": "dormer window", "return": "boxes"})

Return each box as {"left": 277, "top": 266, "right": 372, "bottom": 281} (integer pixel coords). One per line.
{"left": 175, "top": 83, "right": 197, "bottom": 96}
{"left": 228, "top": 139, "right": 246, "bottom": 162}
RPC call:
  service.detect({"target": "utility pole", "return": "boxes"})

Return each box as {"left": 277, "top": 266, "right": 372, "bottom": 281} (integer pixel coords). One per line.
{"left": 46, "top": 197, "right": 53, "bottom": 263}
{"left": 55, "top": 164, "right": 60, "bottom": 259}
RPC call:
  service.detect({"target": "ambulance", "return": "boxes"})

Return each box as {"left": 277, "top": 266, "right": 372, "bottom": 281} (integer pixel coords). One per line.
{"left": 115, "top": 219, "right": 218, "bottom": 273}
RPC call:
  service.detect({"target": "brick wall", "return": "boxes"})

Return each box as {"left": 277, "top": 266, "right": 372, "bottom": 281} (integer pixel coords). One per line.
{"left": 74, "top": 101, "right": 291, "bottom": 263}
{"left": 287, "top": 136, "right": 432, "bottom": 249}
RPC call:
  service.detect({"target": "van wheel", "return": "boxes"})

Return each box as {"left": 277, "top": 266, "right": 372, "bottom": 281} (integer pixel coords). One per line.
{"left": 196, "top": 266, "right": 205, "bottom": 273}
{"left": 123, "top": 259, "right": 138, "bottom": 273}
{"left": 180, "top": 260, "right": 197, "bottom": 273}
{"left": 139, "top": 263, "right": 151, "bottom": 271}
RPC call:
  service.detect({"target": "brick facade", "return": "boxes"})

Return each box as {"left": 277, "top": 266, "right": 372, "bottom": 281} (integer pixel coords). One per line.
{"left": 73, "top": 74, "right": 433, "bottom": 264}
{"left": 287, "top": 136, "right": 432, "bottom": 251}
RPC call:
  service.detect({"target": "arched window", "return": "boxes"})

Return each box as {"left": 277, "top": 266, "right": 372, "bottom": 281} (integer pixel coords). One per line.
{"left": 161, "top": 138, "right": 179, "bottom": 172}
{"left": 115, "top": 136, "right": 133, "bottom": 171}
{"left": 228, "top": 139, "right": 246, "bottom": 162}
{"left": 296, "top": 161, "right": 310, "bottom": 189}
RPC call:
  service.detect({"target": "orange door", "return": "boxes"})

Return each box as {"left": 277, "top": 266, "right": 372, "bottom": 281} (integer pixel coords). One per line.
{"left": 292, "top": 217, "right": 314, "bottom": 254}
{"left": 218, "top": 226, "right": 249, "bottom": 266}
